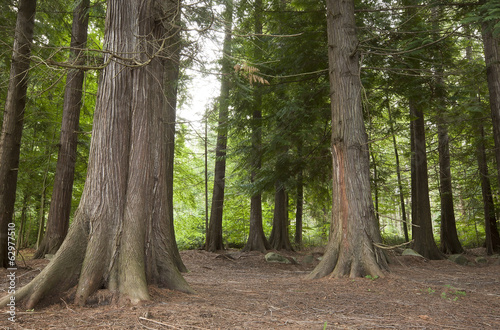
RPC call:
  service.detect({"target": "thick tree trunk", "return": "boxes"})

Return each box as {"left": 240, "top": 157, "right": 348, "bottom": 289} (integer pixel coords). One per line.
{"left": 307, "top": 0, "right": 387, "bottom": 279}
{"left": 1, "top": 0, "right": 192, "bottom": 309}
{"left": 206, "top": 0, "right": 233, "bottom": 252}
{"left": 34, "top": 0, "right": 90, "bottom": 259}
{"left": 0, "top": 0, "right": 37, "bottom": 268}
{"left": 409, "top": 98, "right": 443, "bottom": 260}
{"left": 476, "top": 123, "right": 500, "bottom": 254}
{"left": 269, "top": 182, "right": 293, "bottom": 250}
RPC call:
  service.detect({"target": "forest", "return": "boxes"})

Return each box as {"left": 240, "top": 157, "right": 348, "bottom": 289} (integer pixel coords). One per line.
{"left": 0, "top": 0, "right": 500, "bottom": 327}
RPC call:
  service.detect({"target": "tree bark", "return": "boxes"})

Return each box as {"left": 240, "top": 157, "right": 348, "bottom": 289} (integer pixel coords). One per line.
{"left": 269, "top": 182, "right": 293, "bottom": 250}
{"left": 206, "top": 0, "right": 233, "bottom": 252}
{"left": 0, "top": 0, "right": 37, "bottom": 268}
{"left": 437, "top": 122, "right": 463, "bottom": 254}
{"left": 307, "top": 0, "right": 387, "bottom": 279}
{"left": 163, "top": 0, "right": 188, "bottom": 273}
{"left": 387, "top": 103, "right": 409, "bottom": 242}
{"left": 409, "top": 98, "right": 443, "bottom": 260}
{"left": 34, "top": 0, "right": 90, "bottom": 259}
{"left": 294, "top": 168, "right": 303, "bottom": 248}
{"left": 476, "top": 122, "right": 500, "bottom": 254}
{"left": 481, "top": 4, "right": 500, "bottom": 193}
{"left": 242, "top": 0, "right": 269, "bottom": 253}
{"left": 0, "top": 0, "right": 192, "bottom": 308}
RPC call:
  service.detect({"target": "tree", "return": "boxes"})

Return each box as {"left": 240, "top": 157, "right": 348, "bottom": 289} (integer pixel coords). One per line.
{"left": 206, "top": 0, "right": 233, "bottom": 252}
{"left": 480, "top": 0, "right": 500, "bottom": 192}
{"left": 269, "top": 181, "right": 293, "bottom": 250}
{"left": 476, "top": 121, "right": 500, "bottom": 254}
{"left": 0, "top": 0, "right": 192, "bottom": 308}
{"left": 431, "top": 6, "right": 463, "bottom": 255}
{"left": 33, "top": 0, "right": 90, "bottom": 259}
{"left": 410, "top": 96, "right": 443, "bottom": 260}
{"left": 163, "top": 0, "right": 188, "bottom": 273}
{"left": 0, "top": 0, "right": 37, "bottom": 268}
{"left": 242, "top": 0, "right": 270, "bottom": 253}
{"left": 307, "top": 0, "right": 387, "bottom": 279}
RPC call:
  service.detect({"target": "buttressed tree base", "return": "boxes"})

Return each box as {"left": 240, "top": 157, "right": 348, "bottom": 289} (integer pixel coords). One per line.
{"left": 0, "top": 0, "right": 192, "bottom": 309}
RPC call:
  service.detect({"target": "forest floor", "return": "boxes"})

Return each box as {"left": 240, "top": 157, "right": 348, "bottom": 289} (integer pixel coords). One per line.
{"left": 1, "top": 247, "right": 500, "bottom": 329}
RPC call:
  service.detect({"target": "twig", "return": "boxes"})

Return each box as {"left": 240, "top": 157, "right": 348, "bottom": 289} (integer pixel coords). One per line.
{"left": 138, "top": 316, "right": 210, "bottom": 330}
{"left": 373, "top": 240, "right": 414, "bottom": 250}
{"left": 139, "top": 317, "right": 182, "bottom": 329}
{"left": 60, "top": 298, "right": 75, "bottom": 313}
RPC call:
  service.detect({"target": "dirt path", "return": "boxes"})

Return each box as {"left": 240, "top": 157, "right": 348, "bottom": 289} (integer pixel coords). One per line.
{"left": 1, "top": 248, "right": 500, "bottom": 329}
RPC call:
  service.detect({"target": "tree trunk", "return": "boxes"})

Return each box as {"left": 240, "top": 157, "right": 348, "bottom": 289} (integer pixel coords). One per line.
{"left": 16, "top": 194, "right": 29, "bottom": 253}
{"left": 269, "top": 182, "right": 293, "bottom": 250}
{"left": 242, "top": 0, "right": 269, "bottom": 253}
{"left": 163, "top": 0, "right": 187, "bottom": 273}
{"left": 242, "top": 108, "right": 270, "bottom": 252}
{"left": 409, "top": 98, "right": 443, "bottom": 260}
{"left": 307, "top": 0, "right": 387, "bottom": 279}
{"left": 430, "top": 5, "right": 462, "bottom": 255}
{"left": 34, "top": 0, "right": 90, "bottom": 259}
{"left": 476, "top": 122, "right": 500, "bottom": 254}
{"left": 481, "top": 7, "right": 500, "bottom": 192}
{"left": 0, "top": 0, "right": 37, "bottom": 268}
{"left": 437, "top": 122, "right": 463, "bottom": 254}
{"left": 387, "top": 103, "right": 409, "bottom": 242}
{"left": 1, "top": 0, "right": 192, "bottom": 309}
{"left": 206, "top": 0, "right": 233, "bottom": 252}
{"left": 294, "top": 168, "right": 303, "bottom": 248}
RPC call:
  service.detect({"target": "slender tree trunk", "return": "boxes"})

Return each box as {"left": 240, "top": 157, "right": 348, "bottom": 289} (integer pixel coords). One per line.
{"left": 371, "top": 152, "right": 380, "bottom": 225}
{"left": 163, "top": 0, "right": 187, "bottom": 273}
{"left": 476, "top": 122, "right": 500, "bottom": 254}
{"left": 206, "top": 0, "right": 233, "bottom": 252}
{"left": 16, "top": 194, "right": 29, "bottom": 253}
{"left": 387, "top": 103, "right": 409, "bottom": 242}
{"left": 437, "top": 121, "right": 463, "bottom": 254}
{"left": 1, "top": 0, "right": 192, "bottom": 309}
{"left": 294, "top": 168, "right": 303, "bottom": 248}
{"left": 430, "top": 5, "right": 463, "bottom": 255}
{"left": 242, "top": 0, "right": 269, "bottom": 253}
{"left": 34, "top": 0, "right": 90, "bottom": 259}
{"left": 481, "top": 6, "right": 500, "bottom": 192}
{"left": 35, "top": 185, "right": 47, "bottom": 249}
{"left": 269, "top": 182, "right": 293, "bottom": 250}
{"left": 307, "top": 0, "right": 387, "bottom": 279}
{"left": 0, "top": 0, "right": 37, "bottom": 268}
{"left": 409, "top": 98, "right": 443, "bottom": 260}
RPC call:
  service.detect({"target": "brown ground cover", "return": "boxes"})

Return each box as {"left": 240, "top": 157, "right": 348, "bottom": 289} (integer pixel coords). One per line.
{"left": 1, "top": 247, "right": 499, "bottom": 329}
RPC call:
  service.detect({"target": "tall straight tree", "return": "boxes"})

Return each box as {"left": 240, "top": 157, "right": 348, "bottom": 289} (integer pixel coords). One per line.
{"left": 34, "top": 0, "right": 90, "bottom": 259}
{"left": 476, "top": 121, "right": 500, "bottom": 254}
{"left": 480, "top": 0, "right": 500, "bottom": 192}
{"left": 307, "top": 0, "right": 387, "bottom": 279}
{"left": 387, "top": 102, "right": 409, "bottom": 242}
{"left": 242, "top": 0, "right": 270, "bottom": 252}
{"left": 269, "top": 182, "right": 293, "bottom": 250}
{"left": 206, "top": 0, "right": 233, "bottom": 252}
{"left": 1, "top": 0, "right": 192, "bottom": 308}
{"left": 430, "top": 6, "right": 462, "bottom": 254}
{"left": 0, "top": 0, "right": 37, "bottom": 268}
{"left": 163, "top": 0, "right": 188, "bottom": 273}
{"left": 410, "top": 97, "right": 443, "bottom": 260}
